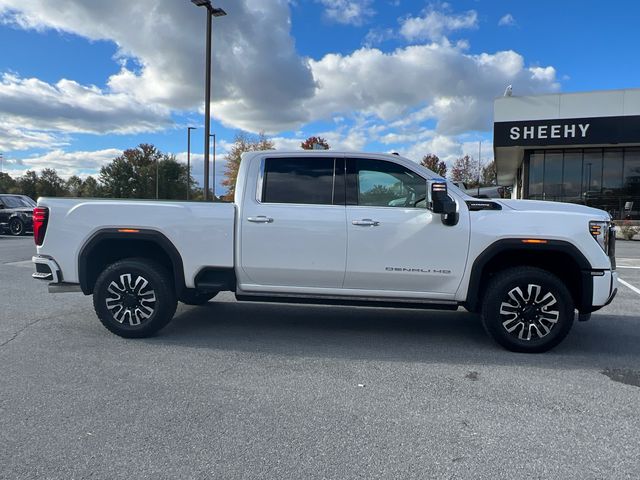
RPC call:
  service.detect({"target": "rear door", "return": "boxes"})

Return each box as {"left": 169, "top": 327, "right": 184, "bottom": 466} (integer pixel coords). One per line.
{"left": 344, "top": 157, "right": 469, "bottom": 297}
{"left": 239, "top": 155, "right": 347, "bottom": 290}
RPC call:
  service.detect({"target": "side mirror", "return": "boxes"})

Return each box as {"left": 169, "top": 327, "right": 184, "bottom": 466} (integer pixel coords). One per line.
{"left": 427, "top": 179, "right": 458, "bottom": 226}
{"left": 428, "top": 180, "right": 455, "bottom": 214}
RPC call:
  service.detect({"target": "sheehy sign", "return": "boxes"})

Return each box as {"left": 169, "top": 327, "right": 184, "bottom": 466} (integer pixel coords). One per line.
{"left": 494, "top": 115, "right": 640, "bottom": 147}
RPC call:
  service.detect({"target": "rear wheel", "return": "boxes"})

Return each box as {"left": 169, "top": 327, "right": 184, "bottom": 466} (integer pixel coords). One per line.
{"left": 481, "top": 267, "right": 574, "bottom": 353}
{"left": 9, "top": 218, "right": 24, "bottom": 236}
{"left": 93, "top": 258, "right": 177, "bottom": 338}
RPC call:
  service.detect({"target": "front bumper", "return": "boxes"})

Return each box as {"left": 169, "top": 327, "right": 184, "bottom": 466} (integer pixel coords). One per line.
{"left": 586, "top": 269, "right": 618, "bottom": 313}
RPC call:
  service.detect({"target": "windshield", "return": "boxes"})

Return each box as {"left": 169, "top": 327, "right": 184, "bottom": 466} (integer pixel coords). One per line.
{"left": 1, "top": 196, "right": 34, "bottom": 208}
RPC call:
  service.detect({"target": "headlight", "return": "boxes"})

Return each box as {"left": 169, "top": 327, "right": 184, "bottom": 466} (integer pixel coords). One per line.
{"left": 589, "top": 220, "right": 610, "bottom": 253}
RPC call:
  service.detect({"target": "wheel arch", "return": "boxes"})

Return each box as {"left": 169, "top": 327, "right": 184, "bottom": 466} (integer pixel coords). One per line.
{"left": 78, "top": 228, "right": 186, "bottom": 297}
{"left": 464, "top": 239, "right": 593, "bottom": 314}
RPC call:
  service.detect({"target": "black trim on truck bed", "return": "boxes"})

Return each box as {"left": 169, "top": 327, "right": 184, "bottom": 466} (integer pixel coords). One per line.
{"left": 78, "top": 228, "right": 186, "bottom": 296}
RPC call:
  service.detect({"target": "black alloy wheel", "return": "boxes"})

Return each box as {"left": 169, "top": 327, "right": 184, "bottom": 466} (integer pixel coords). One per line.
{"left": 481, "top": 267, "right": 574, "bottom": 353}
{"left": 93, "top": 258, "right": 177, "bottom": 338}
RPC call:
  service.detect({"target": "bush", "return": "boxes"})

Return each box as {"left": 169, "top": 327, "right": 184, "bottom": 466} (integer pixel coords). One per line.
{"left": 620, "top": 223, "right": 640, "bottom": 240}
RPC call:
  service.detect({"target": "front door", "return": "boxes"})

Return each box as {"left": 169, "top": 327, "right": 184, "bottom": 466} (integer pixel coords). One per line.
{"left": 239, "top": 156, "right": 347, "bottom": 290}
{"left": 343, "top": 157, "right": 469, "bottom": 297}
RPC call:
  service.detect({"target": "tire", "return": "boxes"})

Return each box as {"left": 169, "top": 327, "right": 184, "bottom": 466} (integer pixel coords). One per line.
{"left": 179, "top": 289, "right": 217, "bottom": 306}
{"left": 92, "top": 258, "right": 177, "bottom": 338}
{"left": 9, "top": 218, "right": 24, "bottom": 236}
{"left": 481, "top": 267, "right": 574, "bottom": 353}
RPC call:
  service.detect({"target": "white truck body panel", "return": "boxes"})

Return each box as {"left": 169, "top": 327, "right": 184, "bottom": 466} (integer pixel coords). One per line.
{"left": 36, "top": 199, "right": 235, "bottom": 288}
{"left": 34, "top": 150, "right": 617, "bottom": 314}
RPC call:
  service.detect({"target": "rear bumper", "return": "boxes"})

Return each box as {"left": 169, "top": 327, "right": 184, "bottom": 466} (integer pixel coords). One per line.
{"left": 32, "top": 255, "right": 82, "bottom": 293}
{"left": 32, "top": 255, "right": 61, "bottom": 283}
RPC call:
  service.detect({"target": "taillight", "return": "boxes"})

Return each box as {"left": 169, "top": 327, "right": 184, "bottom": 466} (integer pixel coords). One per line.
{"left": 33, "top": 207, "right": 49, "bottom": 246}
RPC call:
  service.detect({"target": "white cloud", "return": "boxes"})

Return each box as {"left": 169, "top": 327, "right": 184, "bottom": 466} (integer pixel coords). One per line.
{"left": 400, "top": 7, "right": 478, "bottom": 42}
{"left": 363, "top": 27, "right": 396, "bottom": 46}
{"left": 6, "top": 148, "right": 122, "bottom": 178}
{"left": 0, "top": 0, "right": 315, "bottom": 135}
{"left": 316, "top": 0, "right": 375, "bottom": 26}
{"left": 498, "top": 14, "right": 516, "bottom": 27}
{"left": 0, "top": 122, "right": 68, "bottom": 152}
{"left": 0, "top": 73, "right": 170, "bottom": 134}
{"left": 306, "top": 43, "right": 559, "bottom": 135}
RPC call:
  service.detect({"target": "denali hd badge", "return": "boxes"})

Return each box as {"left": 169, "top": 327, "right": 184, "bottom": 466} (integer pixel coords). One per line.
{"left": 385, "top": 267, "right": 451, "bottom": 274}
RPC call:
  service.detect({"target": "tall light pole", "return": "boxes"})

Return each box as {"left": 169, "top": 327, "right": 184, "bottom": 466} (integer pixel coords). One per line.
{"left": 210, "top": 133, "right": 216, "bottom": 201}
{"left": 156, "top": 156, "right": 160, "bottom": 199}
{"left": 477, "top": 140, "right": 482, "bottom": 197}
{"left": 191, "top": 0, "right": 227, "bottom": 201}
{"left": 187, "top": 127, "right": 196, "bottom": 200}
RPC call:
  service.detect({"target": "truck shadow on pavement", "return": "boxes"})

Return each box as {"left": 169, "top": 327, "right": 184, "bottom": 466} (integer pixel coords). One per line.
{"left": 151, "top": 298, "right": 640, "bottom": 368}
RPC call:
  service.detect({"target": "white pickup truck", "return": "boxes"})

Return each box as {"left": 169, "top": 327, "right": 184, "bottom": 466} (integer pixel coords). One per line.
{"left": 32, "top": 151, "right": 618, "bottom": 352}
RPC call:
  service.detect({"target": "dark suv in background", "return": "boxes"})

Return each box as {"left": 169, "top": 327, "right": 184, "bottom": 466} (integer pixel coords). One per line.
{"left": 0, "top": 194, "right": 36, "bottom": 236}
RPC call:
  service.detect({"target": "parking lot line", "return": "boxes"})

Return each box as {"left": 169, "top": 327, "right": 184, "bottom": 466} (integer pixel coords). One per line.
{"left": 618, "top": 265, "right": 640, "bottom": 269}
{"left": 619, "top": 278, "right": 640, "bottom": 296}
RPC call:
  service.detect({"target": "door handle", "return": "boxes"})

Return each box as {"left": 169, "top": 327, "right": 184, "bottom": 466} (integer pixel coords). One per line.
{"left": 352, "top": 219, "right": 380, "bottom": 226}
{"left": 247, "top": 216, "right": 274, "bottom": 223}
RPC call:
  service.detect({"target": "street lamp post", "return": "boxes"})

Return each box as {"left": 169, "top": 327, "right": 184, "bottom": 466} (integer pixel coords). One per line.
{"left": 187, "top": 127, "right": 196, "bottom": 200}
{"left": 213, "top": 133, "right": 217, "bottom": 201}
{"left": 191, "top": 0, "right": 227, "bottom": 201}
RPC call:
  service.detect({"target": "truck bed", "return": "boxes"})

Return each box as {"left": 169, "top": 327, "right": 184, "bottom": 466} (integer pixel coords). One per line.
{"left": 36, "top": 198, "right": 236, "bottom": 288}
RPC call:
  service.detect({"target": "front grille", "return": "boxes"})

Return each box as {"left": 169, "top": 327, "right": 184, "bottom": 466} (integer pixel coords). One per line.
{"left": 608, "top": 225, "right": 616, "bottom": 270}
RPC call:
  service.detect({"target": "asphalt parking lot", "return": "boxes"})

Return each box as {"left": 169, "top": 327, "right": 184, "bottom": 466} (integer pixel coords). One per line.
{"left": 1, "top": 235, "right": 639, "bottom": 479}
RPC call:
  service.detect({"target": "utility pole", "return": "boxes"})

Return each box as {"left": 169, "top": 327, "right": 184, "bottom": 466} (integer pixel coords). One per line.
{"left": 210, "top": 133, "right": 216, "bottom": 201}
{"left": 191, "top": 0, "right": 227, "bottom": 201}
{"left": 187, "top": 127, "right": 196, "bottom": 200}
{"left": 477, "top": 140, "right": 481, "bottom": 197}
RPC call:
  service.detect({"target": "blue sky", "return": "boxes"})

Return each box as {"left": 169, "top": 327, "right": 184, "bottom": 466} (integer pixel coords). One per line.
{"left": 0, "top": 0, "right": 638, "bottom": 194}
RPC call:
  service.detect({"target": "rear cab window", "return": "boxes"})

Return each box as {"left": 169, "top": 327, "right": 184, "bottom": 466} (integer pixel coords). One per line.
{"left": 261, "top": 157, "right": 345, "bottom": 205}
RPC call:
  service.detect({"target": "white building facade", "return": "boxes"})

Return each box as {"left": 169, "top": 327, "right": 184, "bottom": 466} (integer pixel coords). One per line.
{"left": 494, "top": 89, "right": 640, "bottom": 220}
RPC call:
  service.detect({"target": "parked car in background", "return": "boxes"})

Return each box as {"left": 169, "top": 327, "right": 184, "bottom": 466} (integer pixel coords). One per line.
{"left": 0, "top": 194, "right": 35, "bottom": 235}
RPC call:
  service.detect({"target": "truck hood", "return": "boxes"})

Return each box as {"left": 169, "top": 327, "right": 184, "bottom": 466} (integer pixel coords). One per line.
{"left": 496, "top": 199, "right": 609, "bottom": 219}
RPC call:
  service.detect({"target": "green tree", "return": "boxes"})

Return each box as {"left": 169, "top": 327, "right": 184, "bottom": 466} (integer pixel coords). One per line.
{"left": 17, "top": 171, "right": 39, "bottom": 199}
{"left": 37, "top": 169, "right": 68, "bottom": 197}
{"left": 80, "top": 176, "right": 102, "bottom": 198}
{"left": 66, "top": 175, "right": 84, "bottom": 197}
{"left": 0, "top": 172, "right": 17, "bottom": 193}
{"left": 301, "top": 136, "right": 330, "bottom": 150}
{"left": 99, "top": 144, "right": 194, "bottom": 200}
{"left": 481, "top": 160, "right": 497, "bottom": 186}
{"left": 222, "top": 132, "right": 275, "bottom": 200}
{"left": 420, "top": 154, "right": 447, "bottom": 177}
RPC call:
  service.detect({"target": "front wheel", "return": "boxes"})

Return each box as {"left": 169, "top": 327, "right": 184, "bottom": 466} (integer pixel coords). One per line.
{"left": 93, "top": 258, "right": 177, "bottom": 338}
{"left": 481, "top": 267, "right": 574, "bottom": 353}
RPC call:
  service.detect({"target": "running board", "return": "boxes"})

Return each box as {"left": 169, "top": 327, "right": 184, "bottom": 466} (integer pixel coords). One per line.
{"left": 235, "top": 293, "right": 459, "bottom": 311}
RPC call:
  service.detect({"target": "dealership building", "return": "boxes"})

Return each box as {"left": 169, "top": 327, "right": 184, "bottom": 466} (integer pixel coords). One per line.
{"left": 494, "top": 88, "right": 640, "bottom": 219}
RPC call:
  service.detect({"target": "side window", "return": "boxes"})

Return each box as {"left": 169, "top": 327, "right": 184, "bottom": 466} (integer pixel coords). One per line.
{"left": 262, "top": 157, "right": 337, "bottom": 205}
{"left": 354, "top": 159, "right": 427, "bottom": 208}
